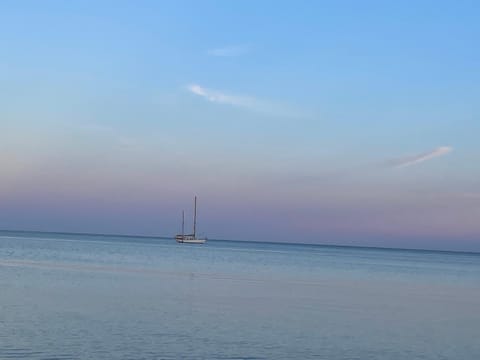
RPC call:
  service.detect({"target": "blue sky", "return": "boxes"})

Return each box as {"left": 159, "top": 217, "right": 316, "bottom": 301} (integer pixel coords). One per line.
{"left": 1, "top": 1, "right": 479, "bottom": 250}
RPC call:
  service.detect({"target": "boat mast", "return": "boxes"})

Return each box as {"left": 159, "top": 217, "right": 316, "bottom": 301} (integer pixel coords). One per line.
{"left": 193, "top": 196, "right": 197, "bottom": 238}
{"left": 182, "top": 210, "right": 185, "bottom": 238}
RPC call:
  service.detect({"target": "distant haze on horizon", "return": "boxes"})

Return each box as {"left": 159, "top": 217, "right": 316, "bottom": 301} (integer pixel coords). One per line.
{"left": 1, "top": 1, "right": 479, "bottom": 251}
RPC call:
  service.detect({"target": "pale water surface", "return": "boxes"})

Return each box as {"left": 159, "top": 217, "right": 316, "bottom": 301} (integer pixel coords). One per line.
{"left": 1, "top": 231, "right": 479, "bottom": 359}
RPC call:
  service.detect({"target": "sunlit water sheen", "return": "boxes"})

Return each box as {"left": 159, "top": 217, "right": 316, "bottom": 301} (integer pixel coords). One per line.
{"left": 1, "top": 231, "right": 479, "bottom": 359}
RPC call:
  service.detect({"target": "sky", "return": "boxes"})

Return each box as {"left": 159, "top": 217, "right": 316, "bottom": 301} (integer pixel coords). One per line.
{"left": 1, "top": 0, "right": 479, "bottom": 251}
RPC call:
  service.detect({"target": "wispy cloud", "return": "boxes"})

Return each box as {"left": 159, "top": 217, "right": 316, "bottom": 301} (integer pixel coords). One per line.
{"left": 187, "top": 84, "right": 255, "bottom": 109}
{"left": 278, "top": 146, "right": 454, "bottom": 187}
{"left": 208, "top": 45, "right": 249, "bottom": 57}
{"left": 186, "top": 83, "right": 306, "bottom": 118}
{"left": 187, "top": 83, "right": 285, "bottom": 115}
{"left": 388, "top": 146, "right": 453, "bottom": 168}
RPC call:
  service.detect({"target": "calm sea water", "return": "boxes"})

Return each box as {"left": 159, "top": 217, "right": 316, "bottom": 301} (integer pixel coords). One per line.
{"left": 1, "top": 231, "right": 479, "bottom": 359}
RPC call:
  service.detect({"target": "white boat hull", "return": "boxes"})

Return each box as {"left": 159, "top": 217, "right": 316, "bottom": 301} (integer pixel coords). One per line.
{"left": 176, "top": 238, "right": 206, "bottom": 244}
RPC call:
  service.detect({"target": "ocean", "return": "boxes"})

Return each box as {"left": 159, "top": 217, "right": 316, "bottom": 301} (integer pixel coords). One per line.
{"left": 1, "top": 231, "right": 479, "bottom": 359}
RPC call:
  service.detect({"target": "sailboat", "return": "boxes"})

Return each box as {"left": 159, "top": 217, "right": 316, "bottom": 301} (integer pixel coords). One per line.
{"left": 175, "top": 196, "right": 206, "bottom": 244}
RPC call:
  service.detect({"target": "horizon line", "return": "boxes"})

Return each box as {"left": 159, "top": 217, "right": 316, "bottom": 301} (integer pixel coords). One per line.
{"left": 0, "top": 228, "right": 478, "bottom": 256}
